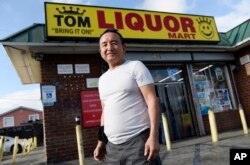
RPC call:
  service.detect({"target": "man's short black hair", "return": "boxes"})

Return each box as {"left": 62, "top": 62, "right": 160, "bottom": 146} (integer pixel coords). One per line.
{"left": 99, "top": 28, "right": 125, "bottom": 44}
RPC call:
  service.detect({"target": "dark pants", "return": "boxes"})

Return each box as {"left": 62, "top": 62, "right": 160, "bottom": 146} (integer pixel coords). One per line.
{"left": 106, "top": 129, "right": 162, "bottom": 165}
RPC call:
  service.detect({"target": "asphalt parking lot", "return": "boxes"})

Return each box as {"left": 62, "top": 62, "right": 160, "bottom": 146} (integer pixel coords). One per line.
{"left": 0, "top": 129, "right": 249, "bottom": 165}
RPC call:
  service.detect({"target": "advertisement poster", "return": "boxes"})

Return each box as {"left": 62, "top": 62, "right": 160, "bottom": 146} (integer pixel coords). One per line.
{"left": 167, "top": 67, "right": 178, "bottom": 81}
{"left": 216, "top": 88, "right": 232, "bottom": 111}
{"left": 195, "top": 80, "right": 211, "bottom": 115}
{"left": 197, "top": 91, "right": 211, "bottom": 115}
{"left": 81, "top": 90, "right": 102, "bottom": 127}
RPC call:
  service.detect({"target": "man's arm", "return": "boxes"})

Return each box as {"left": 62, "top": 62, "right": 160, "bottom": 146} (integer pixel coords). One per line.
{"left": 93, "top": 101, "right": 106, "bottom": 162}
{"left": 139, "top": 84, "right": 160, "bottom": 161}
{"left": 100, "top": 101, "right": 105, "bottom": 126}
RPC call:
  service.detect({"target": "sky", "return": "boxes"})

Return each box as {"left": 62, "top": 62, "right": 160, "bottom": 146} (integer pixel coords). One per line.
{"left": 1, "top": 0, "right": 250, "bottom": 114}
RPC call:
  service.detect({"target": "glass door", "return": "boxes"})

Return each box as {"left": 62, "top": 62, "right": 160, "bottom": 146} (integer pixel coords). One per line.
{"left": 148, "top": 65, "right": 195, "bottom": 140}
{"left": 156, "top": 82, "right": 195, "bottom": 140}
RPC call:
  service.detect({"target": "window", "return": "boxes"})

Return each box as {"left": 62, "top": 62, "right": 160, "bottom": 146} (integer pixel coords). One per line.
{"left": 29, "top": 114, "right": 39, "bottom": 121}
{"left": 192, "top": 63, "right": 236, "bottom": 115}
{"left": 148, "top": 65, "right": 183, "bottom": 83}
{"left": 3, "top": 117, "right": 14, "bottom": 127}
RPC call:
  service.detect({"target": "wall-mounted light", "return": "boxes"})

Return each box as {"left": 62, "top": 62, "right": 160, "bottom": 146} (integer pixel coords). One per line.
{"left": 75, "top": 116, "right": 80, "bottom": 125}
{"left": 32, "top": 53, "right": 43, "bottom": 61}
{"left": 240, "top": 54, "right": 250, "bottom": 65}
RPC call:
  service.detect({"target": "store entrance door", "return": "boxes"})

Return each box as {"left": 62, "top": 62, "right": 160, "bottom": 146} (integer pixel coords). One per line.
{"left": 156, "top": 82, "right": 195, "bottom": 140}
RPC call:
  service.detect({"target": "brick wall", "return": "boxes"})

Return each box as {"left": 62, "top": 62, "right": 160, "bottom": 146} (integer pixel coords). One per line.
{"left": 41, "top": 54, "right": 103, "bottom": 163}
{"left": 202, "top": 110, "right": 242, "bottom": 134}
{"left": 234, "top": 47, "right": 250, "bottom": 125}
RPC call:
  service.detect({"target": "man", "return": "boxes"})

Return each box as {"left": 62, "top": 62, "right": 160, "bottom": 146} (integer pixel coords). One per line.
{"left": 94, "top": 29, "right": 162, "bottom": 165}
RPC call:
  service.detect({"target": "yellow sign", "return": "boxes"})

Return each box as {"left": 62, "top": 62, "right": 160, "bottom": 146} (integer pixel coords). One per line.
{"left": 45, "top": 2, "right": 220, "bottom": 42}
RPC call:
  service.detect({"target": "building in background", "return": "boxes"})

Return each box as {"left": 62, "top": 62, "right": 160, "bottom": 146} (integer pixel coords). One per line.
{"left": 0, "top": 2, "right": 250, "bottom": 163}
{"left": 0, "top": 106, "right": 43, "bottom": 128}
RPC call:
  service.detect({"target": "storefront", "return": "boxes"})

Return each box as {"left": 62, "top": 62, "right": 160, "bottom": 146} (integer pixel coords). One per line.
{"left": 1, "top": 2, "right": 250, "bottom": 163}
{"left": 124, "top": 50, "right": 236, "bottom": 138}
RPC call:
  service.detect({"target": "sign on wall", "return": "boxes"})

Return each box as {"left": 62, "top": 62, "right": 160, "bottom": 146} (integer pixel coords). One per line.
{"left": 45, "top": 2, "right": 220, "bottom": 42}
{"left": 41, "top": 85, "right": 56, "bottom": 106}
{"left": 75, "top": 64, "right": 90, "bottom": 74}
{"left": 80, "top": 90, "right": 102, "bottom": 127}
{"left": 86, "top": 78, "right": 99, "bottom": 88}
{"left": 57, "top": 64, "right": 73, "bottom": 74}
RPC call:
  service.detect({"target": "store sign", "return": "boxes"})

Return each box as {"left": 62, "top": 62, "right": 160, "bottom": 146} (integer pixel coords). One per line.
{"left": 45, "top": 2, "right": 220, "bottom": 42}
{"left": 81, "top": 90, "right": 102, "bottom": 127}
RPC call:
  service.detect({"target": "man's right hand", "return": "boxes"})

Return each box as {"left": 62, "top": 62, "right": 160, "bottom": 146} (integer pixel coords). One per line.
{"left": 93, "top": 141, "right": 106, "bottom": 162}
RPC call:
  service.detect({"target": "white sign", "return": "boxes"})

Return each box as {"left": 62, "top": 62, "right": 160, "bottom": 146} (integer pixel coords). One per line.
{"left": 57, "top": 64, "right": 73, "bottom": 74}
{"left": 86, "top": 78, "right": 99, "bottom": 88}
{"left": 75, "top": 64, "right": 90, "bottom": 74}
{"left": 240, "top": 54, "right": 250, "bottom": 65}
{"left": 42, "top": 85, "right": 56, "bottom": 106}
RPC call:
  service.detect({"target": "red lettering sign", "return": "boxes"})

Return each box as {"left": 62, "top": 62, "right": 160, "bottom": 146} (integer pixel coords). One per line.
{"left": 96, "top": 10, "right": 197, "bottom": 33}
{"left": 45, "top": 3, "right": 220, "bottom": 41}
{"left": 81, "top": 90, "right": 102, "bottom": 127}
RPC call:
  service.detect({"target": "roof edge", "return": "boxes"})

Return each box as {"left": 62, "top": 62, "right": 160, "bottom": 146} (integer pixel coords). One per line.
{"left": 0, "top": 23, "right": 44, "bottom": 42}
{"left": 0, "top": 106, "right": 43, "bottom": 116}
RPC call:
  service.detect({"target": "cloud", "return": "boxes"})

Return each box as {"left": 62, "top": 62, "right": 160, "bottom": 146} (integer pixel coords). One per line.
{"left": 0, "top": 89, "right": 43, "bottom": 114}
{"left": 215, "top": 0, "right": 250, "bottom": 32}
{"left": 216, "top": 13, "right": 250, "bottom": 32}
{"left": 136, "top": 0, "right": 250, "bottom": 32}
{"left": 50, "top": 0, "right": 82, "bottom": 4}
{"left": 49, "top": 0, "right": 92, "bottom": 5}
{"left": 136, "top": 0, "right": 190, "bottom": 13}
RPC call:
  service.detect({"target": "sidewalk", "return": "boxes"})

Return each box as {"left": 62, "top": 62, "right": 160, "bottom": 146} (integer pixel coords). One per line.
{"left": 1, "top": 129, "right": 249, "bottom": 165}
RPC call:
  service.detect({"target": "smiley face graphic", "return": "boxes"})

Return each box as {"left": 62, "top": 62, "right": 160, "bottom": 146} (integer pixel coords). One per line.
{"left": 197, "top": 17, "right": 214, "bottom": 39}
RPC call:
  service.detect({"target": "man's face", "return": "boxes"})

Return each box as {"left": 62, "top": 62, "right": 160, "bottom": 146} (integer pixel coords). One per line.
{"left": 99, "top": 32, "right": 126, "bottom": 66}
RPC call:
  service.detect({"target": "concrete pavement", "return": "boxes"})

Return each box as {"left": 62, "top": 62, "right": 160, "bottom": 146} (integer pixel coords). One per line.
{"left": 1, "top": 129, "right": 249, "bottom": 165}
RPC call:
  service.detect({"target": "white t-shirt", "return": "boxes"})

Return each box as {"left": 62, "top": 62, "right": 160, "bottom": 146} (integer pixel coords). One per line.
{"left": 98, "top": 60, "right": 154, "bottom": 144}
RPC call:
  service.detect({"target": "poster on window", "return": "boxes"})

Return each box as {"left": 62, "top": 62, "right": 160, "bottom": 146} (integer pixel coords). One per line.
{"left": 81, "top": 90, "right": 102, "bottom": 127}
{"left": 197, "top": 91, "right": 211, "bottom": 115}
{"left": 195, "top": 81, "right": 213, "bottom": 115}
{"left": 167, "top": 67, "right": 178, "bottom": 81}
{"left": 195, "top": 81, "right": 210, "bottom": 92}
{"left": 215, "top": 88, "right": 232, "bottom": 112}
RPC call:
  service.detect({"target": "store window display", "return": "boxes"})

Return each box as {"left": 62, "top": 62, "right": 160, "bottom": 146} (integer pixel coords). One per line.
{"left": 192, "top": 64, "right": 234, "bottom": 115}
